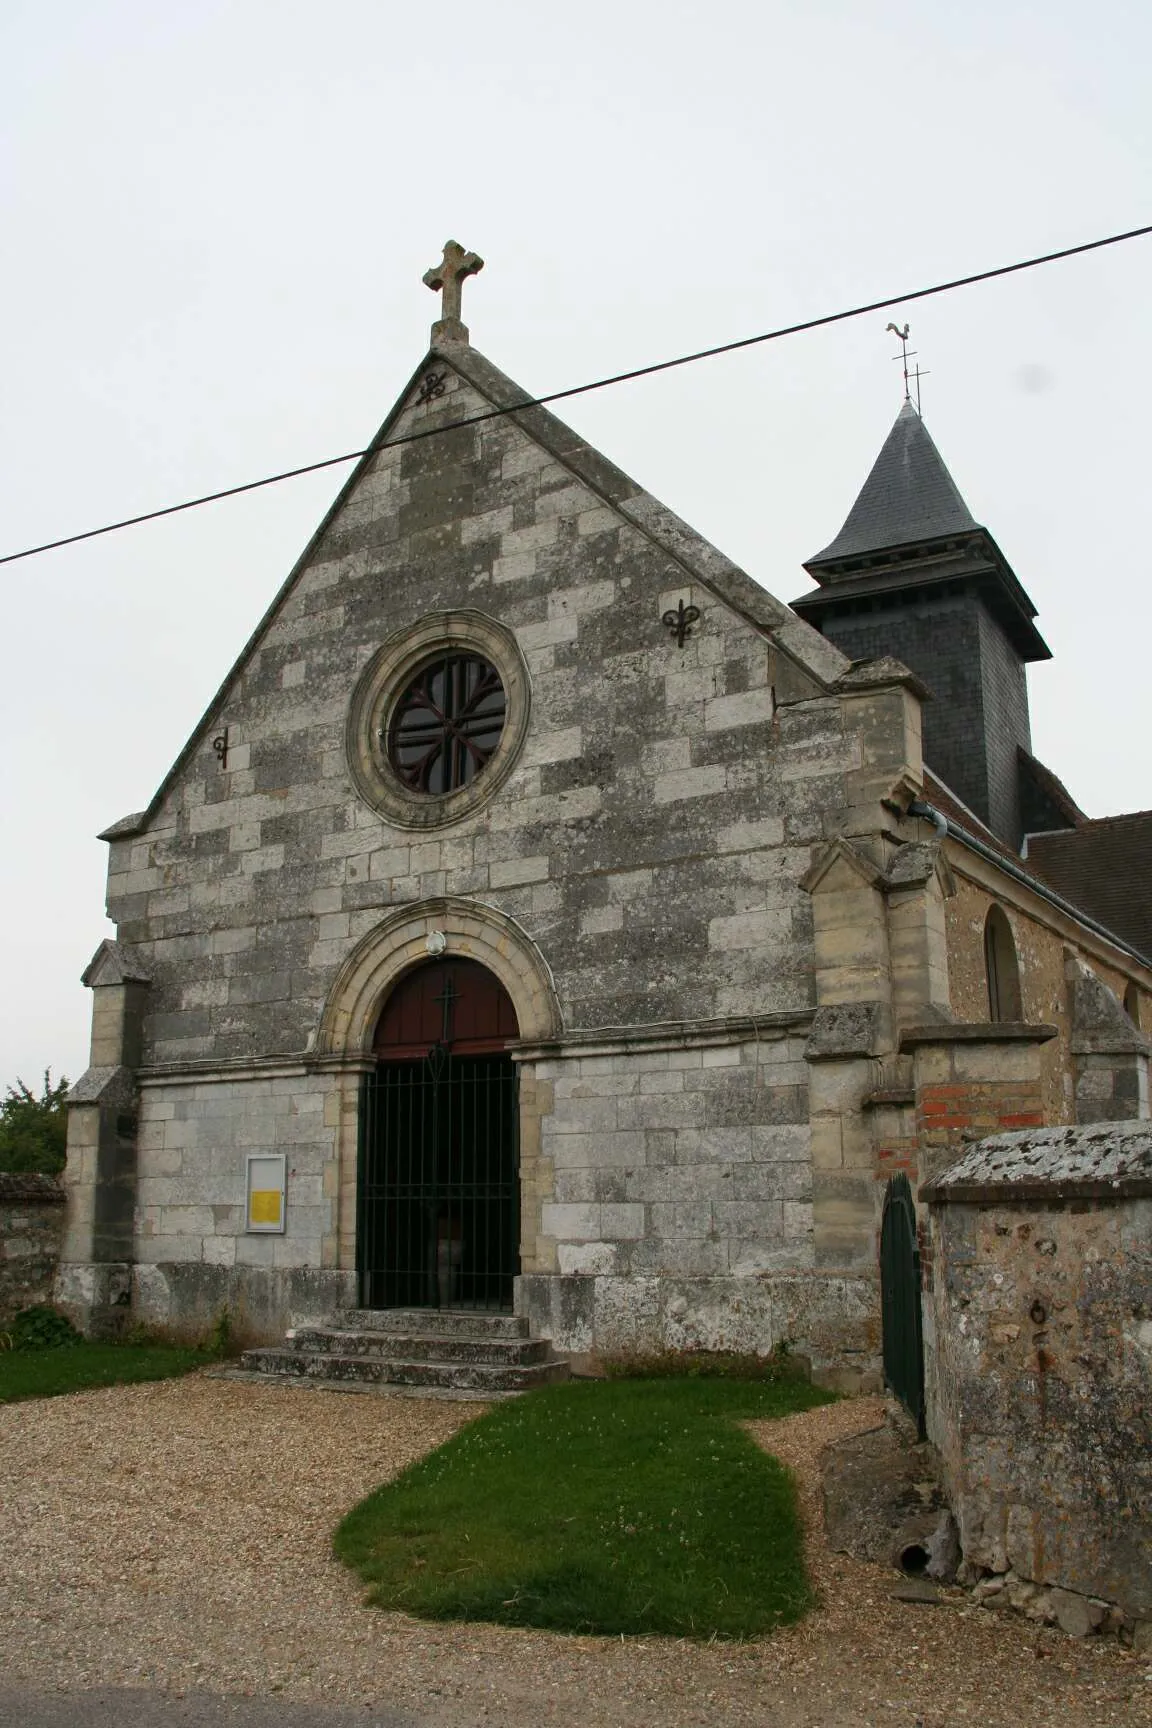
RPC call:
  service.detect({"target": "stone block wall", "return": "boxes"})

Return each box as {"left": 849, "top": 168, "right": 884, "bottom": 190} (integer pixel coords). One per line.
{"left": 0, "top": 1174, "right": 66, "bottom": 1322}
{"left": 516, "top": 1029, "right": 868, "bottom": 1360}
{"left": 64, "top": 339, "right": 968, "bottom": 1363}
{"left": 102, "top": 357, "right": 854, "bottom": 1071}
{"left": 923, "top": 1122, "right": 1152, "bottom": 1631}
{"left": 126, "top": 1069, "right": 345, "bottom": 1336}
{"left": 62, "top": 341, "right": 897, "bottom": 1351}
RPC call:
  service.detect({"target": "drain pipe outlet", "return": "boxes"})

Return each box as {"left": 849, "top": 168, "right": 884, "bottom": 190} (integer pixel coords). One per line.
{"left": 908, "top": 799, "right": 948, "bottom": 840}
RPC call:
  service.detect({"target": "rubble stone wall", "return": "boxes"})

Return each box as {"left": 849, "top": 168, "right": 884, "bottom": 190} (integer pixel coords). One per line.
{"left": 924, "top": 1125, "right": 1152, "bottom": 1628}
{"left": 0, "top": 1174, "right": 66, "bottom": 1322}
{"left": 943, "top": 868, "right": 1150, "bottom": 1127}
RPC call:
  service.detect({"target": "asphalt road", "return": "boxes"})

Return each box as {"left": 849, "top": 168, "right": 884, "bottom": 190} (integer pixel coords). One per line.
{"left": 0, "top": 1690, "right": 429, "bottom": 1728}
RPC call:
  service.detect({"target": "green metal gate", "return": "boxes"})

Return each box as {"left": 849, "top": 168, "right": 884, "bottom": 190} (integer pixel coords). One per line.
{"left": 880, "top": 1173, "right": 926, "bottom": 1438}
{"left": 357, "top": 1047, "right": 519, "bottom": 1312}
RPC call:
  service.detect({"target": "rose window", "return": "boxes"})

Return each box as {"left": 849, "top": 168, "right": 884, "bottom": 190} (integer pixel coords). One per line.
{"left": 385, "top": 653, "right": 508, "bottom": 796}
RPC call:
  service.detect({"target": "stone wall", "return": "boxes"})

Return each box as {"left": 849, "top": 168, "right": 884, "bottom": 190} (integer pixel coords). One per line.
{"left": 124, "top": 1068, "right": 344, "bottom": 1338}
{"left": 103, "top": 358, "right": 851, "bottom": 1064}
{"left": 64, "top": 339, "right": 922, "bottom": 1355}
{"left": 922, "top": 1122, "right": 1152, "bottom": 1633}
{"left": 0, "top": 1174, "right": 66, "bottom": 1322}
{"left": 66, "top": 328, "right": 1041, "bottom": 1372}
{"left": 518, "top": 1027, "right": 875, "bottom": 1364}
{"left": 944, "top": 864, "right": 1151, "bottom": 1126}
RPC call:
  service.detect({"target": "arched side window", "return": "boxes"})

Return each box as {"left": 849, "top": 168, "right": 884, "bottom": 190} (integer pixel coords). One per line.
{"left": 984, "top": 905, "right": 1023, "bottom": 1022}
{"left": 1124, "top": 980, "right": 1142, "bottom": 1028}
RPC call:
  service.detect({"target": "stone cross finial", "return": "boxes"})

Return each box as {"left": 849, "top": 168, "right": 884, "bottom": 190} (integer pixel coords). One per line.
{"left": 423, "top": 240, "right": 484, "bottom": 344}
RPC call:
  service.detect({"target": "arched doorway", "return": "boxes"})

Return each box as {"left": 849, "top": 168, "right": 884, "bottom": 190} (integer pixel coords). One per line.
{"left": 357, "top": 959, "right": 520, "bottom": 1312}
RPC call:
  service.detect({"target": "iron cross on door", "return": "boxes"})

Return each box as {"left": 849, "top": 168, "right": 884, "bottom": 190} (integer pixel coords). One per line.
{"left": 433, "top": 971, "right": 460, "bottom": 1048}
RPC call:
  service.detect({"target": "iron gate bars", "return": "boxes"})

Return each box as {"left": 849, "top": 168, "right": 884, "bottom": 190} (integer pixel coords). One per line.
{"left": 357, "top": 1049, "right": 519, "bottom": 1312}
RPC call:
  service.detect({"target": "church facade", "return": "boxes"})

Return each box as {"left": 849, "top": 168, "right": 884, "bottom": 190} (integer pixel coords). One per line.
{"left": 57, "top": 248, "right": 1152, "bottom": 1379}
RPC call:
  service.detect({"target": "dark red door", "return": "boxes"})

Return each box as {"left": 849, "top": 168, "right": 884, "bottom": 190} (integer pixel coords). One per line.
{"left": 358, "top": 961, "right": 521, "bottom": 1311}
{"left": 373, "top": 959, "right": 520, "bottom": 1058}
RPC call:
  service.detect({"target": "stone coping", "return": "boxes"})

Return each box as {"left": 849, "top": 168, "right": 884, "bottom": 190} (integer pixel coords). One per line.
{"left": 863, "top": 1088, "right": 915, "bottom": 1109}
{"left": 81, "top": 938, "right": 152, "bottom": 988}
{"left": 514, "top": 1010, "right": 812, "bottom": 1061}
{"left": 922, "top": 1175, "right": 1152, "bottom": 1203}
{"left": 922, "top": 1120, "right": 1152, "bottom": 1204}
{"left": 0, "top": 1172, "right": 65, "bottom": 1204}
{"left": 137, "top": 1055, "right": 359, "bottom": 1088}
{"left": 134, "top": 1010, "right": 815, "bottom": 1086}
{"left": 898, "top": 1020, "right": 1057, "bottom": 1051}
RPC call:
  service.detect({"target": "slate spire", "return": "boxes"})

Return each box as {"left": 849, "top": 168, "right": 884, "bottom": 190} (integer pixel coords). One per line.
{"left": 791, "top": 394, "right": 1051, "bottom": 851}
{"left": 805, "top": 400, "right": 977, "bottom": 572}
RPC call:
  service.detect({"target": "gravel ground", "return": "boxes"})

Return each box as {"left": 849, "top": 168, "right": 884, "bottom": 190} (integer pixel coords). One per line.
{"left": 1, "top": 1372, "right": 1148, "bottom": 1728}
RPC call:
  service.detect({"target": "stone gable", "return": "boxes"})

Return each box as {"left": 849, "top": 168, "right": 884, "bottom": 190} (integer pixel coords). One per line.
{"left": 105, "top": 351, "right": 858, "bottom": 1067}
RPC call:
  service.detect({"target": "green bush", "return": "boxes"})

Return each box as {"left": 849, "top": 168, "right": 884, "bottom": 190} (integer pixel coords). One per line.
{"left": 2, "top": 1304, "right": 82, "bottom": 1352}
{"left": 0, "top": 1071, "right": 70, "bottom": 1175}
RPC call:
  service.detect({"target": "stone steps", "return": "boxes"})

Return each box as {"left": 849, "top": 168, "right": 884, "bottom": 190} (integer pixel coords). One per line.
{"left": 285, "top": 1327, "right": 553, "bottom": 1366}
{"left": 335, "top": 1308, "right": 529, "bottom": 1340}
{"left": 236, "top": 1308, "right": 570, "bottom": 1398}
{"left": 239, "top": 1348, "right": 569, "bottom": 1394}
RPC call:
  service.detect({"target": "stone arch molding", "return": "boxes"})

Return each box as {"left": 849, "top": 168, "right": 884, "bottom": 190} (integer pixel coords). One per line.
{"left": 315, "top": 897, "right": 562, "bottom": 1057}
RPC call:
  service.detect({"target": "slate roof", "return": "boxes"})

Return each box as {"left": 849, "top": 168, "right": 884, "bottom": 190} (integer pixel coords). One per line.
{"left": 805, "top": 401, "right": 979, "bottom": 570}
{"left": 1026, "top": 811, "right": 1152, "bottom": 962}
{"left": 1017, "top": 746, "right": 1087, "bottom": 832}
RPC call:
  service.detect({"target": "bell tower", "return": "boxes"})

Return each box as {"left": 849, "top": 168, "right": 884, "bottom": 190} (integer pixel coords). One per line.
{"left": 792, "top": 401, "right": 1050, "bottom": 848}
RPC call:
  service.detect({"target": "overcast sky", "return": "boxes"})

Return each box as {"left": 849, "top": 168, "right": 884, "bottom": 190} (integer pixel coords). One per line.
{"left": 1, "top": 0, "right": 1149, "bottom": 1087}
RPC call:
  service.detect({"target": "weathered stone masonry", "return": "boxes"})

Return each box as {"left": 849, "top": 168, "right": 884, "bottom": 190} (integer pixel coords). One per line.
{"left": 68, "top": 313, "right": 1150, "bottom": 1390}
{"left": 923, "top": 1123, "right": 1152, "bottom": 1631}
{"left": 58, "top": 334, "right": 942, "bottom": 1366}
{"left": 0, "top": 1173, "right": 66, "bottom": 1322}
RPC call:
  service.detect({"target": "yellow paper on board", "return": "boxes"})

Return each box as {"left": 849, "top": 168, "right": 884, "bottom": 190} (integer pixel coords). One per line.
{"left": 250, "top": 1190, "right": 282, "bottom": 1226}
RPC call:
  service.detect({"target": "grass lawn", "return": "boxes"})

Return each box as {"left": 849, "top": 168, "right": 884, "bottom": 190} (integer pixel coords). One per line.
{"left": 335, "top": 1374, "right": 833, "bottom": 1640}
{"left": 0, "top": 1342, "right": 209, "bottom": 1404}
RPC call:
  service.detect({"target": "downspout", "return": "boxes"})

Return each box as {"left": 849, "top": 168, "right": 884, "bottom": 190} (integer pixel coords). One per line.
{"left": 908, "top": 799, "right": 948, "bottom": 840}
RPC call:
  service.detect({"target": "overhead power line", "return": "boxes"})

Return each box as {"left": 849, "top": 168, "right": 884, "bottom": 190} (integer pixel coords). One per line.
{"left": 3, "top": 219, "right": 1151, "bottom": 570}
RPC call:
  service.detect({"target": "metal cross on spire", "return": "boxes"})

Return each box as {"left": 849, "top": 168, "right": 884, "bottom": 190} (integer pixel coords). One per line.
{"left": 885, "top": 321, "right": 929, "bottom": 415}
{"left": 424, "top": 240, "right": 484, "bottom": 345}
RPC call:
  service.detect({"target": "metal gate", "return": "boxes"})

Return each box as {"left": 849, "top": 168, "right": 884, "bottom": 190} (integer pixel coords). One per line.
{"left": 880, "top": 1173, "right": 926, "bottom": 1438}
{"left": 357, "top": 1047, "right": 519, "bottom": 1312}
